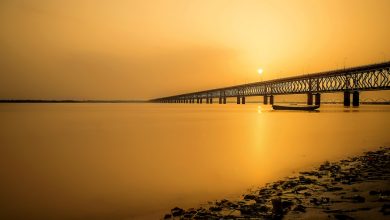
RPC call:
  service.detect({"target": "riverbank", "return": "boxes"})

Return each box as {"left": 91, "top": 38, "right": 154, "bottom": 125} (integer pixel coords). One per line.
{"left": 163, "top": 147, "right": 390, "bottom": 219}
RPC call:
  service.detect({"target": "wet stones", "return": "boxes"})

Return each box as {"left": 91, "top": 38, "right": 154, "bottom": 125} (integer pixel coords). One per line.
{"left": 333, "top": 213, "right": 355, "bottom": 220}
{"left": 380, "top": 204, "right": 390, "bottom": 215}
{"left": 326, "top": 186, "right": 343, "bottom": 192}
{"left": 281, "top": 180, "right": 299, "bottom": 189}
{"left": 310, "top": 197, "right": 330, "bottom": 206}
{"left": 298, "top": 176, "right": 317, "bottom": 184}
{"left": 271, "top": 197, "right": 294, "bottom": 217}
{"left": 243, "top": 194, "right": 257, "bottom": 200}
{"left": 170, "top": 207, "right": 184, "bottom": 217}
{"left": 163, "top": 213, "right": 172, "bottom": 219}
{"left": 163, "top": 147, "right": 390, "bottom": 219}
{"left": 208, "top": 206, "right": 222, "bottom": 212}
{"left": 271, "top": 197, "right": 283, "bottom": 216}
{"left": 292, "top": 204, "right": 306, "bottom": 212}
{"left": 341, "top": 195, "right": 365, "bottom": 203}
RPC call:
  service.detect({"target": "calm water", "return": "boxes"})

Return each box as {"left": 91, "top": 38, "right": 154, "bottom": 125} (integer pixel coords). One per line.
{"left": 0, "top": 103, "right": 389, "bottom": 219}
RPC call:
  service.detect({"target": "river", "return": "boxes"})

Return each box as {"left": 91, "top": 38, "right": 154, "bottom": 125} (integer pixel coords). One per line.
{"left": 0, "top": 103, "right": 389, "bottom": 219}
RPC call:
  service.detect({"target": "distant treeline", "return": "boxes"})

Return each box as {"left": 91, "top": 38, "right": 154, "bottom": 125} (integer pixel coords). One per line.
{"left": 0, "top": 100, "right": 147, "bottom": 103}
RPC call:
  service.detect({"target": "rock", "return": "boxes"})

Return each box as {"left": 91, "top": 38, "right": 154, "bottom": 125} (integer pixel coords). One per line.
{"left": 299, "top": 176, "right": 317, "bottom": 184}
{"left": 292, "top": 204, "right": 306, "bottom": 212}
{"left": 380, "top": 204, "right": 390, "bottom": 215}
{"left": 163, "top": 213, "right": 172, "bottom": 219}
{"left": 310, "top": 197, "right": 330, "bottom": 205}
{"left": 379, "top": 196, "right": 390, "bottom": 202}
{"left": 255, "top": 205, "right": 269, "bottom": 213}
{"left": 209, "top": 206, "right": 222, "bottom": 212}
{"left": 244, "top": 194, "right": 257, "bottom": 200}
{"left": 326, "top": 186, "right": 343, "bottom": 192}
{"left": 171, "top": 207, "right": 184, "bottom": 217}
{"left": 282, "top": 200, "right": 294, "bottom": 209}
{"left": 294, "top": 185, "right": 308, "bottom": 192}
{"left": 342, "top": 195, "right": 365, "bottom": 203}
{"left": 272, "top": 197, "right": 283, "bottom": 215}
{"left": 183, "top": 213, "right": 194, "bottom": 218}
{"left": 334, "top": 214, "right": 355, "bottom": 220}
{"left": 370, "top": 190, "right": 390, "bottom": 196}
{"left": 239, "top": 205, "right": 255, "bottom": 216}
{"left": 281, "top": 180, "right": 299, "bottom": 189}
{"left": 369, "top": 190, "right": 380, "bottom": 195}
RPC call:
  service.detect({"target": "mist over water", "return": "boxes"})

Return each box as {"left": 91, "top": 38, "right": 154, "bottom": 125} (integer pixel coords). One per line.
{"left": 0, "top": 103, "right": 389, "bottom": 219}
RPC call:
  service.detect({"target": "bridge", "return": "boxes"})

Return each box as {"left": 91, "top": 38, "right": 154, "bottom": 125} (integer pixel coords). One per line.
{"left": 150, "top": 61, "right": 390, "bottom": 107}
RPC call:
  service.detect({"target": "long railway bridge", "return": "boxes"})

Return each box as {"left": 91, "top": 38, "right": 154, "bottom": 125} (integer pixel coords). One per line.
{"left": 150, "top": 61, "right": 390, "bottom": 107}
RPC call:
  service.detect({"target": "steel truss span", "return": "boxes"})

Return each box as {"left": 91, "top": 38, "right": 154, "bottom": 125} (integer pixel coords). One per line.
{"left": 151, "top": 62, "right": 390, "bottom": 103}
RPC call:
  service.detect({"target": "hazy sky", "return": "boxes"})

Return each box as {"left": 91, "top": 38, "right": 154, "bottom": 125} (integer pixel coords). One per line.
{"left": 0, "top": 0, "right": 389, "bottom": 100}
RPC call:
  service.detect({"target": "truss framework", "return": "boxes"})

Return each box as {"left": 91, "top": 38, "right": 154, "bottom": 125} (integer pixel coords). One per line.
{"left": 151, "top": 62, "right": 390, "bottom": 102}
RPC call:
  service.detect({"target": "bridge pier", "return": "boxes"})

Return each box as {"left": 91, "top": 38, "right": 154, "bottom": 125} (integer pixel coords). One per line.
{"left": 315, "top": 93, "right": 321, "bottom": 106}
{"left": 353, "top": 91, "right": 359, "bottom": 107}
{"left": 242, "top": 96, "right": 246, "bottom": 104}
{"left": 307, "top": 93, "right": 313, "bottom": 105}
{"left": 344, "top": 91, "right": 351, "bottom": 106}
{"left": 237, "top": 96, "right": 241, "bottom": 104}
{"left": 200, "top": 98, "right": 203, "bottom": 104}
{"left": 210, "top": 98, "right": 213, "bottom": 104}
{"left": 270, "top": 95, "right": 274, "bottom": 105}
{"left": 263, "top": 95, "right": 268, "bottom": 105}
{"left": 219, "top": 97, "right": 222, "bottom": 104}
{"left": 223, "top": 96, "right": 226, "bottom": 104}
{"left": 206, "top": 97, "right": 210, "bottom": 104}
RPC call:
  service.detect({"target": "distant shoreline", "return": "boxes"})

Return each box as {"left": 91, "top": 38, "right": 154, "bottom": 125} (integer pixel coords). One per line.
{"left": 1, "top": 100, "right": 389, "bottom": 105}
{"left": 0, "top": 100, "right": 147, "bottom": 103}
{"left": 0, "top": 99, "right": 390, "bottom": 105}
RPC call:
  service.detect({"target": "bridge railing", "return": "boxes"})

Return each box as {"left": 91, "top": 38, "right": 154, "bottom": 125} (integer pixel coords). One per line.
{"left": 151, "top": 61, "right": 390, "bottom": 103}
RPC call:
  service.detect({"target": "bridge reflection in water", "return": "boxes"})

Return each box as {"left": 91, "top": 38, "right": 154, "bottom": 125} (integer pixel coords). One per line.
{"left": 151, "top": 62, "right": 390, "bottom": 107}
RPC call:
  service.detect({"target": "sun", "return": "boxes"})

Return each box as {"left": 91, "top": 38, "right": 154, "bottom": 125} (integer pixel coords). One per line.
{"left": 257, "top": 68, "right": 263, "bottom": 75}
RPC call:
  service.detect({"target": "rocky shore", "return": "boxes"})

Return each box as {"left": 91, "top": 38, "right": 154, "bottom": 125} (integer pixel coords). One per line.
{"left": 163, "top": 147, "right": 390, "bottom": 219}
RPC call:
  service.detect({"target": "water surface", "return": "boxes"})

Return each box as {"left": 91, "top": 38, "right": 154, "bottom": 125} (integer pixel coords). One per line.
{"left": 0, "top": 104, "right": 389, "bottom": 219}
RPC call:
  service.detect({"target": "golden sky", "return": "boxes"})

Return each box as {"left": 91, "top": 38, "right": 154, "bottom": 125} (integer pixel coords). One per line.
{"left": 0, "top": 0, "right": 389, "bottom": 100}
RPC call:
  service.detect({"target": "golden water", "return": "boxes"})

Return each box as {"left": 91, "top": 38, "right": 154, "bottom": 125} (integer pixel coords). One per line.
{"left": 0, "top": 104, "right": 389, "bottom": 219}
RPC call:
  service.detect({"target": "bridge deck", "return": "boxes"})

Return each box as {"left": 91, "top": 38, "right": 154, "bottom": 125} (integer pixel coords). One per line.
{"left": 151, "top": 61, "right": 390, "bottom": 102}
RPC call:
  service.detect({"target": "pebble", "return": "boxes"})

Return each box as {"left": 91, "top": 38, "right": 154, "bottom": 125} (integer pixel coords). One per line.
{"left": 162, "top": 147, "right": 390, "bottom": 219}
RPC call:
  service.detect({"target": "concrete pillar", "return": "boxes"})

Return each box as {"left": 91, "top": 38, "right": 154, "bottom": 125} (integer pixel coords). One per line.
{"left": 263, "top": 95, "right": 268, "bottom": 105}
{"left": 210, "top": 98, "right": 213, "bottom": 104}
{"left": 200, "top": 98, "right": 203, "bottom": 104}
{"left": 353, "top": 91, "right": 359, "bottom": 107}
{"left": 237, "top": 96, "right": 241, "bottom": 104}
{"left": 270, "top": 95, "right": 274, "bottom": 105}
{"left": 242, "top": 96, "right": 246, "bottom": 104}
{"left": 223, "top": 96, "right": 227, "bottom": 104}
{"left": 307, "top": 93, "right": 313, "bottom": 105}
{"left": 344, "top": 91, "right": 351, "bottom": 106}
{"left": 315, "top": 93, "right": 321, "bottom": 106}
{"left": 206, "top": 97, "right": 210, "bottom": 104}
{"left": 219, "top": 97, "right": 222, "bottom": 104}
